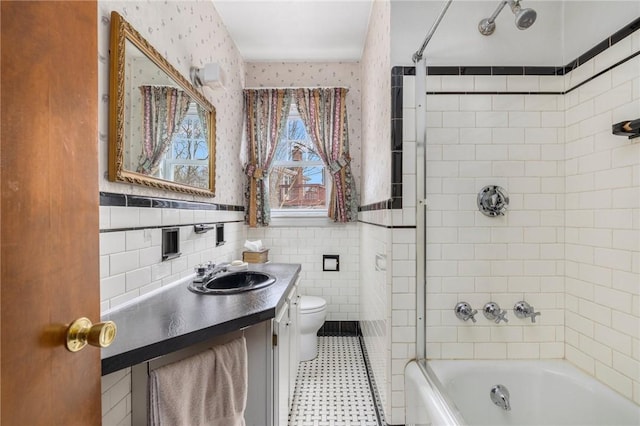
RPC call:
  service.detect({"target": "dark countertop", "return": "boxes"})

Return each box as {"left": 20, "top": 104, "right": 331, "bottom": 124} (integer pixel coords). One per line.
{"left": 101, "top": 263, "right": 301, "bottom": 375}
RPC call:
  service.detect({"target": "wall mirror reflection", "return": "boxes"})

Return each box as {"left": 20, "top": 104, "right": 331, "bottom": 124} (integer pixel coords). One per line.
{"left": 108, "top": 11, "right": 216, "bottom": 196}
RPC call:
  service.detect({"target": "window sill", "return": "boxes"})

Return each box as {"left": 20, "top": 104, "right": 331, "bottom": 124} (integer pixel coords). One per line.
{"left": 268, "top": 216, "right": 339, "bottom": 228}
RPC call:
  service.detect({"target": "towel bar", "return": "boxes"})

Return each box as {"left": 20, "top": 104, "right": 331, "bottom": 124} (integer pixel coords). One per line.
{"left": 194, "top": 224, "right": 216, "bottom": 234}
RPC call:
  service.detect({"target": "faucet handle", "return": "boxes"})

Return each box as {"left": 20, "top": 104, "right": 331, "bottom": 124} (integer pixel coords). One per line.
{"left": 495, "top": 308, "right": 509, "bottom": 324}
{"left": 529, "top": 308, "right": 541, "bottom": 323}
{"left": 483, "top": 302, "right": 508, "bottom": 324}
{"left": 514, "top": 301, "right": 541, "bottom": 323}
{"left": 194, "top": 264, "right": 207, "bottom": 277}
{"left": 454, "top": 302, "right": 478, "bottom": 323}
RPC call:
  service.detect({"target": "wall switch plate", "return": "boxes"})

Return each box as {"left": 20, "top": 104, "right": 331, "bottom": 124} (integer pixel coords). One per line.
{"left": 323, "top": 254, "right": 339, "bottom": 271}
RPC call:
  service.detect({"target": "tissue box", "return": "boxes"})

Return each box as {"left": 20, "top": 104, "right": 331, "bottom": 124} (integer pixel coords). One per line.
{"left": 242, "top": 249, "right": 269, "bottom": 263}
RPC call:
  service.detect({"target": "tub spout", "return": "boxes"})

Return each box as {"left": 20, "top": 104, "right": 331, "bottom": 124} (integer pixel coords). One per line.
{"left": 490, "top": 384, "right": 511, "bottom": 411}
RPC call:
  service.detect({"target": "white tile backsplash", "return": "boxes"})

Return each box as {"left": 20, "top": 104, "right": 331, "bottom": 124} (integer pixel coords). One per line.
{"left": 248, "top": 225, "right": 360, "bottom": 321}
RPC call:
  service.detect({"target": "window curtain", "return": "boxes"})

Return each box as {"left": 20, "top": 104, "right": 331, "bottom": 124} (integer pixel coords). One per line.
{"left": 195, "top": 103, "right": 209, "bottom": 142}
{"left": 294, "top": 88, "right": 358, "bottom": 222}
{"left": 137, "top": 85, "right": 191, "bottom": 176}
{"left": 242, "top": 89, "right": 293, "bottom": 227}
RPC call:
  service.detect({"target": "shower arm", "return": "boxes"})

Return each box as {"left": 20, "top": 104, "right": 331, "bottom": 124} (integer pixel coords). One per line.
{"left": 485, "top": 0, "right": 510, "bottom": 25}
{"left": 412, "top": 0, "right": 453, "bottom": 63}
{"left": 486, "top": 0, "right": 527, "bottom": 25}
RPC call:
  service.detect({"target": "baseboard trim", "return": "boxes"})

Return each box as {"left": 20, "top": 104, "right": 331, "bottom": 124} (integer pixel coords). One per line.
{"left": 317, "top": 320, "right": 361, "bottom": 336}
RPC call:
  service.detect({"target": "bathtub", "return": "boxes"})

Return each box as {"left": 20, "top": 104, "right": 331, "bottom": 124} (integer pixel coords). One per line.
{"left": 405, "top": 359, "right": 640, "bottom": 426}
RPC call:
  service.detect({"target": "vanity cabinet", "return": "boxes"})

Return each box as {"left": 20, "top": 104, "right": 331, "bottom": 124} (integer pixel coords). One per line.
{"left": 273, "top": 277, "right": 301, "bottom": 426}
{"left": 103, "top": 263, "right": 302, "bottom": 426}
{"left": 131, "top": 321, "right": 274, "bottom": 426}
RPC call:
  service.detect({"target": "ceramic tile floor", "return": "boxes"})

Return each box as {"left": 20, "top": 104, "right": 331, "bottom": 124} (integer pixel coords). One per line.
{"left": 288, "top": 336, "right": 381, "bottom": 426}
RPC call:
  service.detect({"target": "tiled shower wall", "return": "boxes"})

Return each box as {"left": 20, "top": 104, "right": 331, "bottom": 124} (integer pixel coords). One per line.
{"left": 419, "top": 85, "right": 567, "bottom": 361}
{"left": 400, "top": 27, "right": 639, "bottom": 406}
{"left": 563, "top": 35, "right": 640, "bottom": 403}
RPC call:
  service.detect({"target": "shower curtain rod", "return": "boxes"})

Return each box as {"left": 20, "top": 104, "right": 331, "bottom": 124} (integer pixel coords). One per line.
{"left": 412, "top": 0, "right": 454, "bottom": 63}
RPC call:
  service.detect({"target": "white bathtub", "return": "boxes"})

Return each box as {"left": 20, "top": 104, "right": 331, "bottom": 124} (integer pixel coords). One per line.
{"left": 405, "top": 360, "right": 640, "bottom": 426}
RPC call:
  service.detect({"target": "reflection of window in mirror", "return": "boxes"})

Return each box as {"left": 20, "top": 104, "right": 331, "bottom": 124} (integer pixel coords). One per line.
{"left": 164, "top": 102, "right": 210, "bottom": 189}
{"left": 108, "top": 12, "right": 216, "bottom": 196}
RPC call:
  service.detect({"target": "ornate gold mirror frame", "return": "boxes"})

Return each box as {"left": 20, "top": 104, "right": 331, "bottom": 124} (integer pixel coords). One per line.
{"left": 108, "top": 11, "right": 216, "bottom": 196}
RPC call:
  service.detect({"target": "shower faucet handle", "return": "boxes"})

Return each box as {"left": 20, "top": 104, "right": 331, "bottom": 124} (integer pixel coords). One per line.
{"left": 483, "top": 302, "right": 509, "bottom": 324}
{"left": 454, "top": 302, "right": 478, "bottom": 323}
{"left": 514, "top": 301, "right": 541, "bottom": 323}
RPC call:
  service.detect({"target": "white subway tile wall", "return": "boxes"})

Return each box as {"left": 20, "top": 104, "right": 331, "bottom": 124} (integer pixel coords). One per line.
{"left": 102, "top": 368, "right": 132, "bottom": 426}
{"left": 100, "top": 208, "right": 247, "bottom": 312}
{"left": 359, "top": 212, "right": 392, "bottom": 422}
{"left": 400, "top": 31, "right": 640, "bottom": 413}
{"left": 564, "top": 46, "right": 640, "bottom": 403}
{"left": 247, "top": 225, "right": 360, "bottom": 321}
{"left": 415, "top": 83, "right": 566, "bottom": 362}
{"left": 390, "top": 227, "right": 417, "bottom": 423}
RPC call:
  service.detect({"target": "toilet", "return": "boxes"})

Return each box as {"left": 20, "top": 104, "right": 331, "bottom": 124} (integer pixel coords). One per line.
{"left": 299, "top": 296, "right": 327, "bottom": 361}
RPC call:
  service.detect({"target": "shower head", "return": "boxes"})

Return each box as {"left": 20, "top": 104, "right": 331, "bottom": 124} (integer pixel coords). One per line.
{"left": 513, "top": 6, "right": 537, "bottom": 30}
{"left": 478, "top": 0, "right": 537, "bottom": 36}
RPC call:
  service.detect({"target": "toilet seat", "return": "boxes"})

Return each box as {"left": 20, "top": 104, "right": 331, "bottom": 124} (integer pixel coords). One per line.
{"left": 300, "top": 296, "right": 326, "bottom": 314}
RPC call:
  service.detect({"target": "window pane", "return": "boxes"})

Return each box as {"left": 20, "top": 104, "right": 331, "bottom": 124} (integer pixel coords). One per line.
{"left": 268, "top": 166, "right": 327, "bottom": 210}
{"left": 171, "top": 111, "right": 208, "bottom": 160}
{"left": 287, "top": 118, "right": 307, "bottom": 140}
{"left": 173, "top": 165, "right": 209, "bottom": 189}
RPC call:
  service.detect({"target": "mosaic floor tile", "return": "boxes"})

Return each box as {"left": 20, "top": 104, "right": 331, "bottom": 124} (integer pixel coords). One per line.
{"left": 288, "top": 336, "right": 381, "bottom": 426}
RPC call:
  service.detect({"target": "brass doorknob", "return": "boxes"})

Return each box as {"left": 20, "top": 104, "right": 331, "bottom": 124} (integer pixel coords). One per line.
{"left": 65, "top": 317, "right": 117, "bottom": 352}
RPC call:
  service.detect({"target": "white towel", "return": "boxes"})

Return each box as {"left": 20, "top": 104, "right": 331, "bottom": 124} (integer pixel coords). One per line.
{"left": 149, "top": 336, "right": 248, "bottom": 426}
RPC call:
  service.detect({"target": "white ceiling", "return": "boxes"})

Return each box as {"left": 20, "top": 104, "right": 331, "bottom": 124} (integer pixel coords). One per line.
{"left": 391, "top": 0, "right": 640, "bottom": 66}
{"left": 213, "top": 0, "right": 374, "bottom": 62}
{"left": 213, "top": 0, "right": 640, "bottom": 65}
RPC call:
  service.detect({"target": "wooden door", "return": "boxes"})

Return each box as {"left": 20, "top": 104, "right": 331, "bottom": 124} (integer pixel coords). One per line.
{"left": 1, "top": 1, "right": 101, "bottom": 424}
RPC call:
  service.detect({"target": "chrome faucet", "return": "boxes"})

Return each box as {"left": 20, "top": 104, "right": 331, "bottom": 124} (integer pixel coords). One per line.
{"left": 514, "top": 301, "right": 541, "bottom": 323}
{"left": 454, "top": 302, "right": 478, "bottom": 323}
{"left": 490, "top": 384, "right": 511, "bottom": 411}
{"left": 483, "top": 302, "right": 508, "bottom": 324}
{"left": 193, "top": 261, "right": 229, "bottom": 284}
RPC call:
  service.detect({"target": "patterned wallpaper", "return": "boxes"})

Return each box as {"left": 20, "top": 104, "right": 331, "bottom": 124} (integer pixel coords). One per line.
{"left": 245, "top": 62, "right": 362, "bottom": 190}
{"left": 98, "top": 0, "right": 246, "bottom": 205}
{"left": 360, "top": 0, "right": 391, "bottom": 205}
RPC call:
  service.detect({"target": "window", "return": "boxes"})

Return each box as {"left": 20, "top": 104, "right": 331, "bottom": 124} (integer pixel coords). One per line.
{"left": 268, "top": 104, "right": 328, "bottom": 216}
{"left": 163, "top": 103, "right": 209, "bottom": 189}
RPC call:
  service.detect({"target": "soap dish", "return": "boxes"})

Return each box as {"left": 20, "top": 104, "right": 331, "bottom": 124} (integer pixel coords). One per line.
{"left": 228, "top": 261, "right": 248, "bottom": 272}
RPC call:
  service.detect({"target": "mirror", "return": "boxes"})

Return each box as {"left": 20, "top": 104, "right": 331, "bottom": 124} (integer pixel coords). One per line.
{"left": 108, "top": 12, "right": 216, "bottom": 196}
